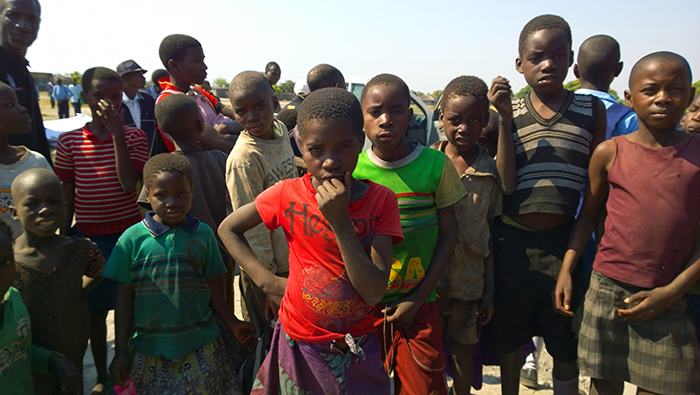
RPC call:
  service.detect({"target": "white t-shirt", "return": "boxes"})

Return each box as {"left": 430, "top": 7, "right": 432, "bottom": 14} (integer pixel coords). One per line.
{"left": 0, "top": 146, "right": 52, "bottom": 238}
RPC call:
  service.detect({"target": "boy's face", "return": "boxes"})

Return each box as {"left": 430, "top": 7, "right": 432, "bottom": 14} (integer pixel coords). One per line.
{"left": 265, "top": 65, "right": 281, "bottom": 86}
{"left": 83, "top": 79, "right": 123, "bottom": 116}
{"left": 517, "top": 28, "right": 573, "bottom": 96}
{"left": 0, "top": 83, "right": 31, "bottom": 135}
{"left": 624, "top": 60, "right": 693, "bottom": 132}
{"left": 231, "top": 88, "right": 278, "bottom": 140}
{"left": 172, "top": 45, "right": 207, "bottom": 85}
{"left": 301, "top": 119, "right": 363, "bottom": 189}
{"left": 680, "top": 95, "right": 700, "bottom": 134}
{"left": 0, "top": 231, "right": 14, "bottom": 298}
{"left": 11, "top": 178, "right": 65, "bottom": 237}
{"left": 147, "top": 170, "right": 193, "bottom": 227}
{"left": 440, "top": 95, "right": 486, "bottom": 155}
{"left": 362, "top": 84, "right": 413, "bottom": 153}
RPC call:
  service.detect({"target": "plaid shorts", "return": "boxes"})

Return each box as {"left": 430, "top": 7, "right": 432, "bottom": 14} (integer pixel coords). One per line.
{"left": 579, "top": 270, "right": 700, "bottom": 394}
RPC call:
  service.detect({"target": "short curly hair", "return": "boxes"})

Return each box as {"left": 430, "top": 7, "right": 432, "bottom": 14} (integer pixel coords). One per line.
{"left": 276, "top": 109, "right": 298, "bottom": 131}
{"left": 518, "top": 14, "right": 572, "bottom": 55}
{"left": 159, "top": 34, "right": 202, "bottom": 70}
{"left": 0, "top": 218, "right": 12, "bottom": 241}
{"left": 143, "top": 154, "right": 193, "bottom": 194}
{"left": 629, "top": 51, "right": 691, "bottom": 87}
{"left": 297, "top": 88, "right": 363, "bottom": 140}
{"left": 155, "top": 94, "right": 201, "bottom": 140}
{"left": 228, "top": 71, "right": 271, "bottom": 99}
{"left": 307, "top": 64, "right": 345, "bottom": 92}
{"left": 361, "top": 73, "right": 410, "bottom": 107}
{"left": 82, "top": 67, "right": 122, "bottom": 95}
{"left": 441, "top": 76, "right": 490, "bottom": 120}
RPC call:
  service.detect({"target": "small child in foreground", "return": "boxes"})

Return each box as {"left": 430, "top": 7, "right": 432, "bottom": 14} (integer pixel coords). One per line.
{"left": 353, "top": 73, "right": 467, "bottom": 395}
{"left": 219, "top": 88, "right": 403, "bottom": 394}
{"left": 555, "top": 51, "right": 700, "bottom": 394}
{"left": 106, "top": 154, "right": 253, "bottom": 394}
{"left": 430, "top": 75, "right": 515, "bottom": 393}
{"left": 0, "top": 218, "right": 80, "bottom": 395}
{"left": 11, "top": 169, "right": 105, "bottom": 394}
{"left": 226, "top": 71, "right": 297, "bottom": 339}
{"left": 0, "top": 82, "right": 52, "bottom": 239}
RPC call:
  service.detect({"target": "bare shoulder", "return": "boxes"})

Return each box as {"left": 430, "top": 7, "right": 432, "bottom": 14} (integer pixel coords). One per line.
{"left": 591, "top": 138, "right": 617, "bottom": 171}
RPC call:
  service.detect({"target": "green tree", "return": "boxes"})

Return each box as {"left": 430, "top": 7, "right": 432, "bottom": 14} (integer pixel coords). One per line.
{"left": 278, "top": 80, "right": 295, "bottom": 94}
{"left": 70, "top": 71, "right": 81, "bottom": 84}
{"left": 432, "top": 90, "right": 443, "bottom": 100}
{"left": 693, "top": 80, "right": 700, "bottom": 96}
{"left": 412, "top": 90, "right": 424, "bottom": 97}
{"left": 564, "top": 79, "right": 581, "bottom": 91}
{"left": 513, "top": 85, "right": 531, "bottom": 98}
{"left": 212, "top": 77, "right": 228, "bottom": 88}
{"left": 272, "top": 85, "right": 281, "bottom": 95}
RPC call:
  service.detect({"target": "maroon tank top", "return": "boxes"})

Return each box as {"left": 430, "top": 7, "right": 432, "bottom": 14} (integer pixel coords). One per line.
{"left": 594, "top": 134, "right": 700, "bottom": 288}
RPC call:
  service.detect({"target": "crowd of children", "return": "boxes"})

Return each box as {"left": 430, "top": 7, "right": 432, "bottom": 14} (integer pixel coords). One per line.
{"left": 0, "top": 10, "right": 699, "bottom": 395}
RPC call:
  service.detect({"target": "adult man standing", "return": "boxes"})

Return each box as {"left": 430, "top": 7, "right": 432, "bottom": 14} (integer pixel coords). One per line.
{"left": 117, "top": 59, "right": 156, "bottom": 152}
{"left": 0, "top": 0, "right": 51, "bottom": 163}
{"left": 68, "top": 77, "right": 82, "bottom": 114}
{"left": 51, "top": 77, "right": 71, "bottom": 119}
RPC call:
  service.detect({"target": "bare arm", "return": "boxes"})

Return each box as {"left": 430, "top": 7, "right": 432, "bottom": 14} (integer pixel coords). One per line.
{"left": 200, "top": 123, "right": 236, "bottom": 152}
{"left": 589, "top": 99, "right": 607, "bottom": 154}
{"left": 218, "top": 203, "right": 287, "bottom": 304}
{"left": 61, "top": 182, "right": 75, "bottom": 236}
{"left": 208, "top": 276, "right": 254, "bottom": 346}
{"left": 554, "top": 140, "right": 615, "bottom": 315}
{"left": 314, "top": 172, "right": 392, "bottom": 305}
{"left": 618, "top": 234, "right": 700, "bottom": 321}
{"left": 98, "top": 100, "right": 139, "bottom": 192}
{"left": 489, "top": 76, "right": 517, "bottom": 195}
{"left": 385, "top": 205, "right": 457, "bottom": 328}
{"left": 109, "top": 282, "right": 134, "bottom": 387}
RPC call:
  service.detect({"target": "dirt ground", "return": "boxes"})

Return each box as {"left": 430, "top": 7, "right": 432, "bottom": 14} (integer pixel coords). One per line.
{"left": 35, "top": 94, "right": 638, "bottom": 395}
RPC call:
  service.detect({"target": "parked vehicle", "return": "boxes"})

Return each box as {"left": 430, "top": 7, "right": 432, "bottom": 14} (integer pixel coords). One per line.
{"left": 294, "top": 77, "right": 440, "bottom": 148}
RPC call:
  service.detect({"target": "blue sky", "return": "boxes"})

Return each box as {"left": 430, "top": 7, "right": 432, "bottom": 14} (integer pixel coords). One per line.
{"left": 28, "top": 0, "right": 700, "bottom": 96}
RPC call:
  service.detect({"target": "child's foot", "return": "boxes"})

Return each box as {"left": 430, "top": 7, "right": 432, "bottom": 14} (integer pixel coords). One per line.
{"left": 520, "top": 367, "right": 538, "bottom": 389}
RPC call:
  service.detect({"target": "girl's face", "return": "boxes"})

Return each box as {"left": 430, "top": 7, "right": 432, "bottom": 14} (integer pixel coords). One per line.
{"left": 440, "top": 94, "right": 486, "bottom": 154}
{"left": 0, "top": 231, "right": 15, "bottom": 298}
{"left": 147, "top": 171, "right": 193, "bottom": 227}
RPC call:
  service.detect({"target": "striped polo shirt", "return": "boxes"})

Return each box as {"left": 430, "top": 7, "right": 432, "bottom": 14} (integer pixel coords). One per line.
{"left": 55, "top": 125, "right": 148, "bottom": 235}
{"left": 504, "top": 92, "right": 599, "bottom": 217}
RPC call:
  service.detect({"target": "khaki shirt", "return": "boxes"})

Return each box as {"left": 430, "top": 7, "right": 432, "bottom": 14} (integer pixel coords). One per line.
{"left": 431, "top": 142, "right": 502, "bottom": 300}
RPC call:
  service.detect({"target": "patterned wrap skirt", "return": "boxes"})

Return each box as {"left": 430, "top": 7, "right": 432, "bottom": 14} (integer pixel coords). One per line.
{"left": 251, "top": 320, "right": 390, "bottom": 395}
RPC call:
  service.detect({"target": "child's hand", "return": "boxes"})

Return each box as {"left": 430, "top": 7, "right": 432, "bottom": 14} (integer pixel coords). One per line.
{"left": 554, "top": 271, "right": 575, "bottom": 317}
{"left": 383, "top": 297, "right": 421, "bottom": 329}
{"left": 265, "top": 296, "right": 279, "bottom": 322}
{"left": 96, "top": 99, "right": 125, "bottom": 136}
{"left": 109, "top": 349, "right": 131, "bottom": 388}
{"left": 488, "top": 76, "right": 513, "bottom": 119}
{"left": 48, "top": 353, "right": 81, "bottom": 394}
{"left": 618, "top": 286, "right": 675, "bottom": 321}
{"left": 263, "top": 275, "right": 288, "bottom": 307}
{"left": 476, "top": 297, "right": 494, "bottom": 327}
{"left": 230, "top": 319, "right": 256, "bottom": 348}
{"left": 315, "top": 171, "right": 352, "bottom": 226}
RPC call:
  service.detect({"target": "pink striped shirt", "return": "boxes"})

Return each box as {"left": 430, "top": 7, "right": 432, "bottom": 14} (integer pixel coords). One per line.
{"left": 55, "top": 126, "right": 148, "bottom": 235}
